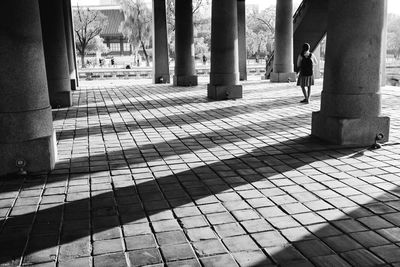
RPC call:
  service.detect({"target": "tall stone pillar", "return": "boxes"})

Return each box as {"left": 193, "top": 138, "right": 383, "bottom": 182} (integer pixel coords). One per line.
{"left": 313, "top": 44, "right": 321, "bottom": 79}
{"left": 152, "top": 0, "right": 170, "bottom": 83}
{"left": 312, "top": 0, "right": 390, "bottom": 146}
{"left": 208, "top": 0, "right": 243, "bottom": 100}
{"left": 270, "top": 0, "right": 296, "bottom": 82}
{"left": 0, "top": 1, "right": 57, "bottom": 176}
{"left": 120, "top": 37, "right": 124, "bottom": 56}
{"left": 237, "top": 0, "right": 247, "bottom": 81}
{"left": 62, "top": 0, "right": 78, "bottom": 90}
{"left": 173, "top": 0, "right": 198, "bottom": 86}
{"left": 39, "top": 0, "right": 72, "bottom": 108}
{"left": 381, "top": 1, "right": 388, "bottom": 86}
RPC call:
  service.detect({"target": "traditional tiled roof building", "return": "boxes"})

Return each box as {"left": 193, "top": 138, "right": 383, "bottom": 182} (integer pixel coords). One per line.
{"left": 72, "top": 0, "right": 132, "bottom": 55}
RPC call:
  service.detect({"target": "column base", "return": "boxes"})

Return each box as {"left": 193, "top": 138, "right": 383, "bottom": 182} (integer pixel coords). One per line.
{"left": 0, "top": 130, "right": 57, "bottom": 177}
{"left": 154, "top": 74, "right": 170, "bottom": 84}
{"left": 311, "top": 111, "right": 390, "bottom": 146}
{"left": 173, "top": 75, "right": 198, "bottom": 86}
{"left": 50, "top": 91, "right": 72, "bottom": 108}
{"left": 270, "top": 72, "right": 297, "bottom": 83}
{"left": 207, "top": 84, "right": 243, "bottom": 100}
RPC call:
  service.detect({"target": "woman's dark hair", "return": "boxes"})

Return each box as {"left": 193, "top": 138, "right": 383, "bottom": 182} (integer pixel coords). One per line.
{"left": 301, "top": 43, "right": 310, "bottom": 55}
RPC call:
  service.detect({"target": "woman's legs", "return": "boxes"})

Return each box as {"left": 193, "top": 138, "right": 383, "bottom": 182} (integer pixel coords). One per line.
{"left": 301, "top": 86, "right": 308, "bottom": 100}
{"left": 307, "top": 86, "right": 311, "bottom": 101}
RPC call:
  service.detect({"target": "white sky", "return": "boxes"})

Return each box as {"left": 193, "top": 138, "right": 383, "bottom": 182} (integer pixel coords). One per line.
{"left": 247, "top": 0, "right": 400, "bottom": 14}
{"left": 72, "top": 0, "right": 400, "bottom": 15}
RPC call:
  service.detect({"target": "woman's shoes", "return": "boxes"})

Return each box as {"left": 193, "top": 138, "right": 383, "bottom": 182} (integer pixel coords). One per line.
{"left": 300, "top": 99, "right": 309, "bottom": 104}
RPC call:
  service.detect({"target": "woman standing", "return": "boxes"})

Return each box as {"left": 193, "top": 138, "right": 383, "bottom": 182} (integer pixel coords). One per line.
{"left": 297, "top": 43, "right": 317, "bottom": 103}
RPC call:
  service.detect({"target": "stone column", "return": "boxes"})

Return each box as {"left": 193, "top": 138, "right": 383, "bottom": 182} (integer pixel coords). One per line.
{"left": 152, "top": 0, "right": 170, "bottom": 83}
{"left": 62, "top": 0, "right": 78, "bottom": 90}
{"left": 312, "top": 0, "right": 390, "bottom": 146}
{"left": 173, "top": 0, "right": 198, "bottom": 86}
{"left": 208, "top": 0, "right": 242, "bottom": 100}
{"left": 270, "top": 0, "right": 296, "bottom": 82}
{"left": 120, "top": 37, "right": 124, "bottom": 56}
{"left": 39, "top": 0, "right": 72, "bottom": 108}
{"left": 237, "top": 0, "right": 247, "bottom": 81}
{"left": 313, "top": 44, "right": 321, "bottom": 79}
{"left": 381, "top": 1, "right": 388, "bottom": 86}
{"left": 0, "top": 1, "right": 57, "bottom": 176}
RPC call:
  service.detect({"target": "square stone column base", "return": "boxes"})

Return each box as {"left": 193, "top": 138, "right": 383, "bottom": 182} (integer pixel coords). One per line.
{"left": 50, "top": 91, "right": 72, "bottom": 108}
{"left": 270, "top": 72, "right": 297, "bottom": 83}
{"left": 154, "top": 74, "right": 170, "bottom": 84}
{"left": 207, "top": 84, "right": 243, "bottom": 100}
{"left": 173, "top": 75, "right": 198, "bottom": 86}
{"left": 0, "top": 131, "right": 57, "bottom": 177}
{"left": 312, "top": 111, "right": 390, "bottom": 146}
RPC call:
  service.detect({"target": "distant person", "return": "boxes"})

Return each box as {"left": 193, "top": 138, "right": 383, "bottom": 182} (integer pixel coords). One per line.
{"left": 126, "top": 64, "right": 131, "bottom": 69}
{"left": 297, "top": 43, "right": 317, "bottom": 104}
{"left": 111, "top": 57, "right": 115, "bottom": 67}
{"left": 202, "top": 55, "right": 207, "bottom": 65}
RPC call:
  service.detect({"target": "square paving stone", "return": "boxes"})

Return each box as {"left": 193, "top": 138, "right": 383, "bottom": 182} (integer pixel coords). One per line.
{"left": 265, "top": 245, "right": 308, "bottom": 264}
{"left": 180, "top": 215, "right": 209, "bottom": 229}
{"left": 370, "top": 244, "right": 400, "bottom": 263}
{"left": 93, "top": 252, "right": 127, "bottom": 267}
{"left": 252, "top": 231, "right": 289, "bottom": 248}
{"left": 214, "top": 223, "right": 246, "bottom": 238}
{"left": 152, "top": 219, "right": 181, "bottom": 232}
{"left": 231, "top": 210, "right": 260, "bottom": 221}
{"left": 125, "top": 234, "right": 157, "bottom": 250}
{"left": 311, "top": 255, "right": 351, "bottom": 267}
{"left": 294, "top": 239, "right": 335, "bottom": 258}
{"left": 281, "top": 227, "right": 314, "bottom": 242}
{"left": 161, "top": 243, "right": 196, "bottom": 262}
{"left": 222, "top": 235, "right": 259, "bottom": 252}
{"left": 292, "top": 212, "right": 326, "bottom": 225}
{"left": 156, "top": 230, "right": 188, "bottom": 246}
{"left": 200, "top": 254, "right": 239, "bottom": 267}
{"left": 128, "top": 248, "right": 163, "bottom": 267}
{"left": 246, "top": 198, "right": 274, "bottom": 208}
{"left": 378, "top": 227, "right": 400, "bottom": 242}
{"left": 166, "top": 259, "right": 201, "bottom": 267}
{"left": 93, "top": 239, "right": 123, "bottom": 255}
{"left": 257, "top": 206, "right": 286, "bottom": 218}
{"left": 186, "top": 227, "right": 216, "bottom": 241}
{"left": 350, "top": 231, "right": 391, "bottom": 247}
{"left": 206, "top": 212, "right": 236, "bottom": 225}
{"left": 58, "top": 237, "right": 90, "bottom": 261}
{"left": 268, "top": 215, "right": 301, "bottom": 229}
{"left": 323, "top": 235, "right": 363, "bottom": 253}
{"left": 22, "top": 247, "right": 57, "bottom": 265}
{"left": 58, "top": 257, "right": 91, "bottom": 267}
{"left": 199, "top": 203, "right": 226, "bottom": 214}
{"left": 123, "top": 223, "right": 152, "bottom": 236}
{"left": 233, "top": 251, "right": 273, "bottom": 267}
{"left": 174, "top": 206, "right": 201, "bottom": 217}
{"left": 306, "top": 223, "right": 343, "bottom": 238}
{"left": 93, "top": 227, "right": 121, "bottom": 241}
{"left": 193, "top": 239, "right": 227, "bottom": 257}
{"left": 340, "top": 249, "right": 385, "bottom": 266}
{"left": 241, "top": 219, "right": 273, "bottom": 233}
{"left": 357, "top": 216, "right": 393, "bottom": 230}
{"left": 280, "top": 203, "right": 311, "bottom": 215}
{"left": 332, "top": 219, "right": 368, "bottom": 233}
{"left": 223, "top": 201, "right": 251, "bottom": 211}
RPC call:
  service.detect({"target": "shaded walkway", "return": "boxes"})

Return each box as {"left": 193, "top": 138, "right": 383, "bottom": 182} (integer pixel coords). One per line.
{"left": 1, "top": 79, "right": 400, "bottom": 266}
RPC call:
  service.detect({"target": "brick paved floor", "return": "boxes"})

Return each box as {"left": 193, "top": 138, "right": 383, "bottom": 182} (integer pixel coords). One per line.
{"left": 1, "top": 77, "right": 400, "bottom": 266}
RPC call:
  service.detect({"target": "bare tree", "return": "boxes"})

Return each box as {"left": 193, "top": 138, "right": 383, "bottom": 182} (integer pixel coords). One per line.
{"left": 73, "top": 5, "right": 108, "bottom": 67}
{"left": 119, "top": 0, "right": 152, "bottom": 66}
